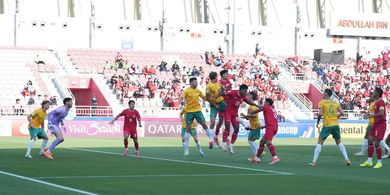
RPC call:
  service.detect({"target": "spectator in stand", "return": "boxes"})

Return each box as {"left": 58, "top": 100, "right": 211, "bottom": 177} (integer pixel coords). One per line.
{"left": 214, "top": 56, "right": 224, "bottom": 67}
{"left": 135, "top": 65, "right": 142, "bottom": 76}
{"left": 27, "top": 97, "right": 35, "bottom": 105}
{"left": 115, "top": 52, "right": 123, "bottom": 64}
{"left": 171, "top": 61, "right": 180, "bottom": 76}
{"left": 34, "top": 54, "right": 45, "bottom": 65}
{"left": 103, "top": 61, "right": 111, "bottom": 69}
{"left": 191, "top": 66, "right": 200, "bottom": 76}
{"left": 158, "top": 61, "right": 168, "bottom": 72}
{"left": 277, "top": 111, "right": 285, "bottom": 122}
{"left": 26, "top": 80, "right": 36, "bottom": 96}
{"left": 13, "top": 99, "right": 24, "bottom": 116}
{"left": 255, "top": 43, "right": 260, "bottom": 56}
{"left": 50, "top": 96, "right": 58, "bottom": 106}
{"left": 204, "top": 52, "right": 211, "bottom": 65}
{"left": 159, "top": 81, "right": 166, "bottom": 89}
{"left": 21, "top": 87, "right": 30, "bottom": 99}
{"left": 91, "top": 94, "right": 98, "bottom": 116}
{"left": 129, "top": 64, "right": 136, "bottom": 75}
{"left": 146, "top": 78, "right": 156, "bottom": 98}
{"left": 148, "top": 65, "right": 157, "bottom": 75}
{"left": 381, "top": 49, "right": 389, "bottom": 66}
{"left": 110, "top": 74, "right": 118, "bottom": 90}
{"left": 224, "top": 59, "right": 232, "bottom": 70}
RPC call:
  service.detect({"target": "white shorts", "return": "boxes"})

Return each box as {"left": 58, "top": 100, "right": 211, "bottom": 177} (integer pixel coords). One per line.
{"left": 48, "top": 125, "right": 61, "bottom": 133}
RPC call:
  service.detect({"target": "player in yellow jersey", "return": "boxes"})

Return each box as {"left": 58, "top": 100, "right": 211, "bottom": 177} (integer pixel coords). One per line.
{"left": 25, "top": 100, "right": 51, "bottom": 159}
{"left": 240, "top": 92, "right": 264, "bottom": 160}
{"left": 182, "top": 77, "right": 214, "bottom": 149}
{"left": 206, "top": 71, "right": 227, "bottom": 148}
{"left": 355, "top": 94, "right": 376, "bottom": 156}
{"left": 309, "top": 89, "right": 350, "bottom": 167}
{"left": 180, "top": 106, "right": 204, "bottom": 157}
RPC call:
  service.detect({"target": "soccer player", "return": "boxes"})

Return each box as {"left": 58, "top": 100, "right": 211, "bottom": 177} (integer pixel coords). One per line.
{"left": 180, "top": 106, "right": 204, "bottom": 157}
{"left": 248, "top": 98, "right": 280, "bottom": 165}
{"left": 212, "top": 70, "right": 232, "bottom": 146}
{"left": 43, "top": 97, "right": 73, "bottom": 160}
{"left": 109, "top": 100, "right": 142, "bottom": 156}
{"left": 182, "top": 77, "right": 214, "bottom": 149}
{"left": 355, "top": 93, "right": 376, "bottom": 156}
{"left": 25, "top": 100, "right": 51, "bottom": 159}
{"left": 240, "top": 92, "right": 262, "bottom": 160}
{"left": 222, "top": 84, "right": 259, "bottom": 154}
{"left": 308, "top": 89, "right": 350, "bottom": 167}
{"left": 206, "top": 71, "right": 227, "bottom": 148}
{"left": 360, "top": 87, "right": 387, "bottom": 168}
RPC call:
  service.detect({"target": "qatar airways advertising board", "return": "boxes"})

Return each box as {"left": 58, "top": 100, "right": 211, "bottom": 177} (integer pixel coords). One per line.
{"left": 329, "top": 12, "right": 390, "bottom": 37}
{"left": 6, "top": 118, "right": 315, "bottom": 138}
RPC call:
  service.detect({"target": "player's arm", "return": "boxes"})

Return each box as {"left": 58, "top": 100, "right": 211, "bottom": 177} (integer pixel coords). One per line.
{"left": 205, "top": 88, "right": 219, "bottom": 108}
{"left": 368, "top": 106, "right": 385, "bottom": 118}
{"left": 41, "top": 120, "right": 45, "bottom": 130}
{"left": 244, "top": 99, "right": 260, "bottom": 108}
{"left": 316, "top": 107, "right": 323, "bottom": 128}
{"left": 337, "top": 106, "right": 344, "bottom": 118}
{"left": 180, "top": 110, "right": 184, "bottom": 121}
{"left": 109, "top": 112, "right": 122, "bottom": 125}
{"left": 248, "top": 106, "right": 263, "bottom": 114}
{"left": 136, "top": 111, "right": 142, "bottom": 127}
{"left": 27, "top": 111, "right": 35, "bottom": 128}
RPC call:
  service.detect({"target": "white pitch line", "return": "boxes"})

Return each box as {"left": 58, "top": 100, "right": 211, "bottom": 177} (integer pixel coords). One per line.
{"left": 67, "top": 148, "right": 295, "bottom": 175}
{"left": 0, "top": 170, "right": 98, "bottom": 195}
{"left": 34, "top": 173, "right": 278, "bottom": 179}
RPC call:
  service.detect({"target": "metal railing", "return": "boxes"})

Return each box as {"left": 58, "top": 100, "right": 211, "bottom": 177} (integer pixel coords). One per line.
{"left": 0, "top": 105, "right": 113, "bottom": 117}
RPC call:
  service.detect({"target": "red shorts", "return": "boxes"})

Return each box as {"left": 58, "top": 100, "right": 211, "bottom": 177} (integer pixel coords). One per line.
{"left": 124, "top": 128, "right": 138, "bottom": 138}
{"left": 369, "top": 124, "right": 386, "bottom": 140}
{"left": 263, "top": 126, "right": 278, "bottom": 141}
{"left": 224, "top": 110, "right": 239, "bottom": 126}
{"left": 218, "top": 111, "right": 225, "bottom": 118}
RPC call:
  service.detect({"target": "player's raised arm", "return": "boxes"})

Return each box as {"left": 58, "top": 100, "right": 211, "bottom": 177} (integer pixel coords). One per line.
{"left": 27, "top": 111, "right": 35, "bottom": 128}
{"left": 337, "top": 106, "right": 344, "bottom": 119}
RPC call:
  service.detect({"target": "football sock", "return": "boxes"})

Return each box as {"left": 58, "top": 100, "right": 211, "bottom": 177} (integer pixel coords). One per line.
{"left": 248, "top": 141, "right": 258, "bottom": 156}
{"left": 222, "top": 130, "right": 229, "bottom": 143}
{"left": 368, "top": 144, "right": 374, "bottom": 158}
{"left": 380, "top": 140, "right": 390, "bottom": 151}
{"left": 40, "top": 139, "right": 48, "bottom": 153}
{"left": 26, "top": 139, "right": 36, "bottom": 155}
{"left": 360, "top": 139, "right": 368, "bottom": 153}
{"left": 48, "top": 138, "right": 63, "bottom": 152}
{"left": 230, "top": 132, "right": 238, "bottom": 144}
{"left": 267, "top": 144, "right": 277, "bottom": 157}
{"left": 124, "top": 139, "right": 128, "bottom": 148}
{"left": 338, "top": 143, "right": 349, "bottom": 161}
{"left": 256, "top": 145, "right": 265, "bottom": 158}
{"left": 134, "top": 141, "right": 139, "bottom": 150}
{"left": 375, "top": 145, "right": 382, "bottom": 160}
{"left": 312, "top": 144, "right": 322, "bottom": 163}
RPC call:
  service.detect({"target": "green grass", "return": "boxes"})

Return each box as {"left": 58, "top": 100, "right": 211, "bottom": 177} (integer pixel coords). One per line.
{"left": 0, "top": 137, "right": 389, "bottom": 194}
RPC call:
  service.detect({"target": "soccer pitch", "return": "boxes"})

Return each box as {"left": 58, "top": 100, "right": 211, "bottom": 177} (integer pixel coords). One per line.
{"left": 0, "top": 137, "right": 388, "bottom": 194}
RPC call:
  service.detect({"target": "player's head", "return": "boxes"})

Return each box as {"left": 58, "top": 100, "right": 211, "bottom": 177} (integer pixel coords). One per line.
{"left": 128, "top": 100, "right": 135, "bottom": 109}
{"left": 323, "top": 88, "right": 332, "bottom": 99}
{"left": 264, "top": 98, "right": 274, "bottom": 106}
{"left": 209, "top": 71, "right": 218, "bottom": 81}
{"left": 238, "top": 84, "right": 249, "bottom": 96}
{"left": 63, "top": 97, "right": 73, "bottom": 108}
{"left": 373, "top": 87, "right": 383, "bottom": 99}
{"left": 248, "top": 91, "right": 258, "bottom": 102}
{"left": 220, "top": 70, "right": 228, "bottom": 79}
{"left": 41, "top": 100, "right": 50, "bottom": 110}
{"left": 189, "top": 77, "right": 198, "bottom": 88}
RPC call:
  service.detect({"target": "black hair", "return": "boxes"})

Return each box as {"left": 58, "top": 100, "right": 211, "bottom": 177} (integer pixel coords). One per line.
{"left": 189, "top": 77, "right": 197, "bottom": 83}
{"left": 129, "top": 100, "right": 135, "bottom": 105}
{"left": 375, "top": 87, "right": 383, "bottom": 97}
{"left": 265, "top": 98, "right": 274, "bottom": 105}
{"left": 209, "top": 71, "right": 218, "bottom": 80}
{"left": 220, "top": 70, "right": 228, "bottom": 77}
{"left": 239, "top": 84, "right": 248, "bottom": 91}
{"left": 63, "top": 97, "right": 73, "bottom": 105}
{"left": 324, "top": 88, "right": 332, "bottom": 97}
{"left": 41, "top": 100, "right": 50, "bottom": 107}
{"left": 249, "top": 92, "right": 258, "bottom": 100}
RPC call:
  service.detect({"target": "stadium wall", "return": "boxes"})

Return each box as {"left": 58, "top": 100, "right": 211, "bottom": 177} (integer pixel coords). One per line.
{"left": 1, "top": 15, "right": 390, "bottom": 57}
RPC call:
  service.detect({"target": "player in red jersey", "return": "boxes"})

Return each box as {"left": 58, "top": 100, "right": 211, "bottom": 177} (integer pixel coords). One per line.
{"left": 221, "top": 84, "right": 259, "bottom": 153}
{"left": 213, "top": 70, "right": 232, "bottom": 146}
{"left": 360, "top": 87, "right": 387, "bottom": 168}
{"left": 110, "top": 100, "right": 142, "bottom": 156}
{"left": 248, "top": 98, "right": 280, "bottom": 165}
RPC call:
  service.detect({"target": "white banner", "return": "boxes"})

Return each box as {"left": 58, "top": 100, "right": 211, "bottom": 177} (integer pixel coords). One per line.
{"left": 0, "top": 120, "right": 12, "bottom": 136}
{"left": 329, "top": 12, "right": 390, "bottom": 37}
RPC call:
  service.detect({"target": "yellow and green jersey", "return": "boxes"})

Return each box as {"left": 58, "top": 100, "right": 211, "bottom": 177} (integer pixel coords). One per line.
{"left": 182, "top": 87, "right": 205, "bottom": 113}
{"left": 368, "top": 100, "right": 376, "bottom": 125}
{"left": 247, "top": 105, "right": 261, "bottom": 128}
{"left": 31, "top": 108, "right": 47, "bottom": 128}
{"left": 206, "top": 81, "right": 223, "bottom": 104}
{"left": 318, "top": 99, "right": 341, "bottom": 127}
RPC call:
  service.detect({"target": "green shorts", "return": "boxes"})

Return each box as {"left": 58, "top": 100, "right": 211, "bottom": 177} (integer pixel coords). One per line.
{"left": 210, "top": 101, "right": 227, "bottom": 119}
{"left": 181, "top": 128, "right": 197, "bottom": 137}
{"left": 186, "top": 111, "right": 205, "bottom": 127}
{"left": 29, "top": 128, "right": 47, "bottom": 139}
{"left": 366, "top": 125, "right": 372, "bottom": 134}
{"left": 320, "top": 125, "right": 340, "bottom": 140}
{"left": 248, "top": 128, "right": 261, "bottom": 140}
